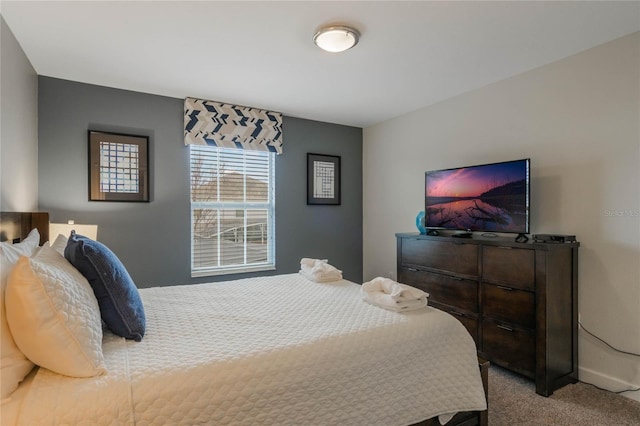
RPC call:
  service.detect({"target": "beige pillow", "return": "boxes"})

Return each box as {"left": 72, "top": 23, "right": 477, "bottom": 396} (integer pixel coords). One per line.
{"left": 0, "top": 228, "right": 39, "bottom": 399}
{"left": 6, "top": 245, "right": 106, "bottom": 377}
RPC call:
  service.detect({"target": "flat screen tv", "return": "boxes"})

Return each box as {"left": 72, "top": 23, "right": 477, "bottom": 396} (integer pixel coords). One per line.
{"left": 425, "top": 159, "right": 530, "bottom": 234}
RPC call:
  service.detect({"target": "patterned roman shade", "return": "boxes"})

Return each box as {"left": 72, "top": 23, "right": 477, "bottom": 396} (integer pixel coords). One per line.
{"left": 184, "top": 97, "right": 283, "bottom": 154}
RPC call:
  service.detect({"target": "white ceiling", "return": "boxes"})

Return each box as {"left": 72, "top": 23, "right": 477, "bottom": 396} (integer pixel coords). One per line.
{"left": 2, "top": 1, "right": 639, "bottom": 128}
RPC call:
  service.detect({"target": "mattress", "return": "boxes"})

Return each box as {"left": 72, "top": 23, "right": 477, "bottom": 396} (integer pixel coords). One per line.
{"left": 9, "top": 273, "right": 486, "bottom": 425}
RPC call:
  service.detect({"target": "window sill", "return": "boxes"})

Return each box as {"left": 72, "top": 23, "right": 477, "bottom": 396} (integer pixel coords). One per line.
{"left": 191, "top": 264, "right": 276, "bottom": 278}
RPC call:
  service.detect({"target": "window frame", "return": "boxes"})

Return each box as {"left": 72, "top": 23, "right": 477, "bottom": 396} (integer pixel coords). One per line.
{"left": 189, "top": 145, "right": 276, "bottom": 277}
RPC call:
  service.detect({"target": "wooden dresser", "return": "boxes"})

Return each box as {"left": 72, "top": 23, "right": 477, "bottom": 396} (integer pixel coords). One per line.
{"left": 396, "top": 233, "right": 579, "bottom": 396}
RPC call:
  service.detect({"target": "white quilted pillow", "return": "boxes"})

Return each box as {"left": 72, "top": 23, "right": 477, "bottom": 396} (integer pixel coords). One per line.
{"left": 49, "top": 233, "right": 69, "bottom": 256}
{"left": 0, "top": 228, "right": 40, "bottom": 263}
{"left": 0, "top": 228, "right": 39, "bottom": 399}
{"left": 6, "top": 245, "right": 107, "bottom": 377}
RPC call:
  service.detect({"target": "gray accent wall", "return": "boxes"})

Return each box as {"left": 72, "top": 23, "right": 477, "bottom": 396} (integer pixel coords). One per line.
{"left": 38, "top": 77, "right": 362, "bottom": 287}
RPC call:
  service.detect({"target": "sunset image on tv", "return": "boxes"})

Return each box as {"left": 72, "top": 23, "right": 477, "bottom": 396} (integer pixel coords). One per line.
{"left": 425, "top": 159, "right": 529, "bottom": 233}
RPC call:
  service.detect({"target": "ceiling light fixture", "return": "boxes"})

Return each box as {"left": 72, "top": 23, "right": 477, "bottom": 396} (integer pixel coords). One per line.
{"left": 313, "top": 25, "right": 360, "bottom": 53}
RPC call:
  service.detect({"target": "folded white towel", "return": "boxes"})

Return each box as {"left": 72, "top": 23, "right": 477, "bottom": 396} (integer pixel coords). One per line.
{"left": 362, "top": 277, "right": 428, "bottom": 301}
{"left": 299, "top": 269, "right": 343, "bottom": 283}
{"left": 300, "top": 258, "right": 328, "bottom": 267}
{"left": 361, "top": 277, "right": 428, "bottom": 312}
{"left": 362, "top": 291, "right": 427, "bottom": 312}
{"left": 299, "top": 259, "right": 343, "bottom": 283}
{"left": 300, "top": 257, "right": 336, "bottom": 276}
{"left": 300, "top": 258, "right": 329, "bottom": 276}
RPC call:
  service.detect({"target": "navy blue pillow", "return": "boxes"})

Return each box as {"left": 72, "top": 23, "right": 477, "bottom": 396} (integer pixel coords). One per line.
{"left": 65, "top": 232, "right": 145, "bottom": 341}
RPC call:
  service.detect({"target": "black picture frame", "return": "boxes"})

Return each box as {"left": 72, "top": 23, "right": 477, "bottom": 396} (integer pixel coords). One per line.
{"left": 88, "top": 130, "right": 149, "bottom": 202}
{"left": 307, "top": 153, "right": 340, "bottom": 205}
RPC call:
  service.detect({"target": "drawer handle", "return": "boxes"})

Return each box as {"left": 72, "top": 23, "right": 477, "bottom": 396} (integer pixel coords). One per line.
{"left": 497, "top": 246, "right": 513, "bottom": 250}
{"left": 407, "top": 267, "right": 418, "bottom": 272}
{"left": 450, "top": 311, "right": 464, "bottom": 317}
{"left": 496, "top": 285, "right": 513, "bottom": 291}
{"left": 497, "top": 324, "right": 514, "bottom": 332}
{"left": 451, "top": 276, "right": 463, "bottom": 281}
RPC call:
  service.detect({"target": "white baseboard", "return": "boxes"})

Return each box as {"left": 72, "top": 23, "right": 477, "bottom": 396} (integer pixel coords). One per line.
{"left": 579, "top": 366, "right": 640, "bottom": 402}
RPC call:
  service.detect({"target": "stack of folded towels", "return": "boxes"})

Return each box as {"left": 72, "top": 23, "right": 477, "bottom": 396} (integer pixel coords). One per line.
{"left": 361, "top": 277, "right": 429, "bottom": 312}
{"left": 299, "top": 258, "right": 343, "bottom": 283}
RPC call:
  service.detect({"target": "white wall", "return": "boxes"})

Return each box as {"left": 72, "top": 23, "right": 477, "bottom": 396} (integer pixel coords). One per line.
{"left": 0, "top": 16, "right": 38, "bottom": 211}
{"left": 363, "top": 32, "right": 640, "bottom": 401}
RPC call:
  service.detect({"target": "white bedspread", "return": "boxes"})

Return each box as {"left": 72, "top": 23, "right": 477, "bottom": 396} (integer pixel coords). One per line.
{"left": 11, "top": 274, "right": 486, "bottom": 425}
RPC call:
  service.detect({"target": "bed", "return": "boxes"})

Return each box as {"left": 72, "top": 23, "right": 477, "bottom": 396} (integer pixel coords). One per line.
{"left": 1, "top": 212, "right": 487, "bottom": 425}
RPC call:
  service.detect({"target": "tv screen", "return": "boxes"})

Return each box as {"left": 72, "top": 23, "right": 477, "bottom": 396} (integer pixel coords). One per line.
{"left": 425, "top": 159, "right": 530, "bottom": 234}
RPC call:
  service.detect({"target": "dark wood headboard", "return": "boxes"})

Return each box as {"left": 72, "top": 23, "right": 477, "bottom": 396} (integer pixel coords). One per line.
{"left": 0, "top": 212, "right": 49, "bottom": 245}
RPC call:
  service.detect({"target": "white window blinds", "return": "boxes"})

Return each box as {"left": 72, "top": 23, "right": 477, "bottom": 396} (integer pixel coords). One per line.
{"left": 190, "top": 145, "right": 275, "bottom": 276}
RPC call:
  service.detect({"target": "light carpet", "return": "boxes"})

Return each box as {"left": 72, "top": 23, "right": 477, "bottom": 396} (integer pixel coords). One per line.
{"left": 489, "top": 365, "right": 640, "bottom": 425}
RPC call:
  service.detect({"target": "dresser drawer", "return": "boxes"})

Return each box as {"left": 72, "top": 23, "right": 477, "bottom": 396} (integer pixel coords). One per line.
{"left": 482, "top": 246, "right": 535, "bottom": 290}
{"left": 482, "top": 319, "right": 535, "bottom": 375}
{"left": 400, "top": 267, "right": 478, "bottom": 314}
{"left": 482, "top": 283, "right": 535, "bottom": 329}
{"left": 400, "top": 238, "right": 479, "bottom": 277}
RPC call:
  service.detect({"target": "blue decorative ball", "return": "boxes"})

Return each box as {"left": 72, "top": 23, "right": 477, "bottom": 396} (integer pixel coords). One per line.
{"left": 416, "top": 211, "right": 426, "bottom": 234}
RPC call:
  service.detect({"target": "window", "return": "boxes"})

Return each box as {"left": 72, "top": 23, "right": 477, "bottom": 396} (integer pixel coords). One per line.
{"left": 190, "top": 145, "right": 275, "bottom": 277}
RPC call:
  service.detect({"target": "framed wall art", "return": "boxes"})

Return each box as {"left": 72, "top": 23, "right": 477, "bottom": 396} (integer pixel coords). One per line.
{"left": 88, "top": 130, "right": 149, "bottom": 202}
{"left": 307, "top": 153, "right": 340, "bottom": 205}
